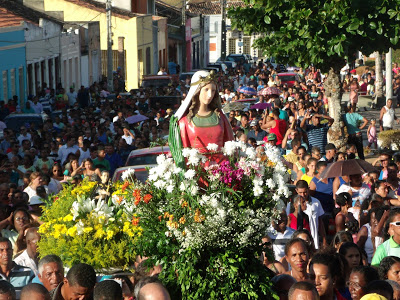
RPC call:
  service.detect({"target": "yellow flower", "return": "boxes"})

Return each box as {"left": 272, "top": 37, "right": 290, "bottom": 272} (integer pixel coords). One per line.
{"left": 83, "top": 227, "right": 93, "bottom": 233}
{"left": 106, "top": 229, "right": 115, "bottom": 240}
{"left": 94, "top": 227, "right": 106, "bottom": 239}
{"left": 179, "top": 217, "right": 186, "bottom": 224}
{"left": 66, "top": 226, "right": 77, "bottom": 237}
{"left": 53, "top": 224, "right": 67, "bottom": 234}
{"left": 63, "top": 214, "right": 74, "bottom": 222}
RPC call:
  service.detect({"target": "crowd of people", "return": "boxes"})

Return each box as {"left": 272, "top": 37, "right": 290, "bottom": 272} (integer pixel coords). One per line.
{"left": 1, "top": 59, "right": 400, "bottom": 299}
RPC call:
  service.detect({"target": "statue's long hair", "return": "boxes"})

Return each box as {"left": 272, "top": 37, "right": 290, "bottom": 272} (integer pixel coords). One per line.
{"left": 186, "top": 82, "right": 222, "bottom": 123}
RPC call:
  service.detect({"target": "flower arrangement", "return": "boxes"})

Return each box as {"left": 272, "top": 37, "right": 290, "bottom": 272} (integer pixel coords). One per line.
{"left": 120, "top": 142, "right": 289, "bottom": 299}
{"left": 38, "top": 178, "right": 142, "bottom": 270}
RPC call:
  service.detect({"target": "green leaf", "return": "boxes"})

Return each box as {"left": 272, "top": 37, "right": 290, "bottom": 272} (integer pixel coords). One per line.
{"left": 264, "top": 15, "right": 271, "bottom": 24}
{"left": 349, "top": 21, "right": 359, "bottom": 31}
{"left": 377, "top": 27, "right": 383, "bottom": 35}
{"left": 380, "top": 6, "right": 387, "bottom": 14}
{"left": 388, "top": 9, "right": 397, "bottom": 18}
{"left": 390, "top": 36, "right": 399, "bottom": 45}
{"left": 370, "top": 21, "right": 377, "bottom": 29}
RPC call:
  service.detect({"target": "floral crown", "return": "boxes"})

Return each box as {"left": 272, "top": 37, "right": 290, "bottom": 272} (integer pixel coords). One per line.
{"left": 190, "top": 70, "right": 217, "bottom": 86}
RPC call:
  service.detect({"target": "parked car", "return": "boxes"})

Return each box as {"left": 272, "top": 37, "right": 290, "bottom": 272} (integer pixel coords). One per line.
{"left": 226, "top": 54, "right": 248, "bottom": 64}
{"left": 216, "top": 57, "right": 237, "bottom": 69}
{"left": 179, "top": 71, "right": 196, "bottom": 83}
{"left": 112, "top": 165, "right": 155, "bottom": 183}
{"left": 125, "top": 146, "right": 170, "bottom": 166}
{"left": 4, "top": 113, "right": 47, "bottom": 133}
{"left": 276, "top": 72, "right": 300, "bottom": 87}
{"left": 141, "top": 75, "right": 179, "bottom": 89}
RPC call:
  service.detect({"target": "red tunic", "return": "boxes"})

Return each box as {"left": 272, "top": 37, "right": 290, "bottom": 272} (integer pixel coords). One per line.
{"left": 178, "top": 110, "right": 234, "bottom": 162}
{"left": 269, "top": 119, "right": 287, "bottom": 145}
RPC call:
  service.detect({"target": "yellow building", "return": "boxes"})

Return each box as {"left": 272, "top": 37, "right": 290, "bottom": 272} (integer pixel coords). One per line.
{"left": 26, "top": 0, "right": 157, "bottom": 89}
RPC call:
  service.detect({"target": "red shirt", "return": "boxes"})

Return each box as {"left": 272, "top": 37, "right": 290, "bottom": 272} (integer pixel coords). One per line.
{"left": 269, "top": 119, "right": 287, "bottom": 145}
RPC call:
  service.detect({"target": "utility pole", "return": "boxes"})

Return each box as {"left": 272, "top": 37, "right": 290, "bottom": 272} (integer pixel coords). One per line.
{"left": 181, "top": 0, "right": 186, "bottom": 72}
{"left": 106, "top": 0, "right": 113, "bottom": 92}
{"left": 386, "top": 48, "right": 393, "bottom": 103}
{"left": 220, "top": 0, "right": 227, "bottom": 60}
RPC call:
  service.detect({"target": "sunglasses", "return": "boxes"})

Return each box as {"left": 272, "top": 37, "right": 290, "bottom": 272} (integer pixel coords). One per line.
{"left": 390, "top": 221, "right": 400, "bottom": 226}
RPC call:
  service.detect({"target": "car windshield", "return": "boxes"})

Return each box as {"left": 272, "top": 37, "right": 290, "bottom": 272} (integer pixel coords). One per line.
{"left": 5, "top": 117, "right": 43, "bottom": 133}
{"left": 227, "top": 56, "right": 244, "bottom": 62}
{"left": 278, "top": 75, "right": 296, "bottom": 81}
{"left": 126, "top": 155, "right": 158, "bottom": 166}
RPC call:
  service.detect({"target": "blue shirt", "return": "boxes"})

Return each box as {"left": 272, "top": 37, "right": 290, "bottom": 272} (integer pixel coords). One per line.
{"left": 306, "top": 124, "right": 329, "bottom": 154}
{"left": 279, "top": 109, "right": 289, "bottom": 122}
{"left": 344, "top": 113, "right": 363, "bottom": 135}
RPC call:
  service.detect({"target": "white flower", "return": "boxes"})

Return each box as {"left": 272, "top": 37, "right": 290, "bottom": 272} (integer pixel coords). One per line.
{"left": 206, "top": 143, "right": 219, "bottom": 151}
{"left": 156, "top": 154, "right": 167, "bottom": 165}
{"left": 223, "top": 141, "right": 236, "bottom": 156}
{"left": 272, "top": 194, "right": 281, "bottom": 201}
{"left": 253, "top": 185, "right": 263, "bottom": 197}
{"left": 164, "top": 171, "right": 172, "bottom": 180}
{"left": 246, "top": 147, "right": 256, "bottom": 160}
{"left": 173, "top": 167, "right": 183, "bottom": 174}
{"left": 184, "top": 169, "right": 196, "bottom": 180}
{"left": 166, "top": 185, "right": 174, "bottom": 193}
{"left": 265, "top": 178, "right": 276, "bottom": 189}
{"left": 154, "top": 180, "right": 166, "bottom": 189}
{"left": 182, "top": 148, "right": 191, "bottom": 158}
{"left": 179, "top": 181, "right": 187, "bottom": 192}
{"left": 189, "top": 185, "right": 199, "bottom": 196}
{"left": 121, "top": 168, "right": 135, "bottom": 181}
{"left": 75, "top": 220, "right": 85, "bottom": 235}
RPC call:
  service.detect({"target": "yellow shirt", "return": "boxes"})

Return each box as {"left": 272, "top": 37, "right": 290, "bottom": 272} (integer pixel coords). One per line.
{"left": 301, "top": 174, "right": 314, "bottom": 185}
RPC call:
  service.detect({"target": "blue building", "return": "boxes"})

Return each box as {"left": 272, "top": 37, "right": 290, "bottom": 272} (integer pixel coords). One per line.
{"left": 0, "top": 27, "right": 27, "bottom": 106}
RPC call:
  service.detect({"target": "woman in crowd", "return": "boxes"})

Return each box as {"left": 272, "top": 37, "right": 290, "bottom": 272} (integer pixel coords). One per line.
{"left": 82, "top": 158, "right": 102, "bottom": 182}
{"left": 335, "top": 192, "right": 357, "bottom": 233}
{"left": 379, "top": 256, "right": 400, "bottom": 286}
{"left": 339, "top": 242, "right": 362, "bottom": 273}
{"left": 23, "top": 172, "right": 43, "bottom": 200}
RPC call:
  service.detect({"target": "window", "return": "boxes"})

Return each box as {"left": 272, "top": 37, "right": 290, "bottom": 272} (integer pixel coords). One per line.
{"left": 243, "top": 37, "right": 251, "bottom": 55}
{"left": 228, "top": 38, "right": 236, "bottom": 55}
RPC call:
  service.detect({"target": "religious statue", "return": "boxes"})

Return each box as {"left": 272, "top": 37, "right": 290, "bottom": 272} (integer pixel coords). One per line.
{"left": 93, "top": 171, "right": 112, "bottom": 201}
{"left": 169, "top": 70, "right": 234, "bottom": 168}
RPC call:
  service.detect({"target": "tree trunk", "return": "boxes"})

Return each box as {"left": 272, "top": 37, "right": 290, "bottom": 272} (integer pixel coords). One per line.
{"left": 324, "top": 68, "right": 348, "bottom": 151}
{"left": 375, "top": 51, "right": 384, "bottom": 98}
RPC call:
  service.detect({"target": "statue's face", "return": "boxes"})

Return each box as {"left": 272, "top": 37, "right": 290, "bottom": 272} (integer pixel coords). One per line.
{"left": 101, "top": 172, "right": 109, "bottom": 183}
{"left": 199, "top": 83, "right": 216, "bottom": 107}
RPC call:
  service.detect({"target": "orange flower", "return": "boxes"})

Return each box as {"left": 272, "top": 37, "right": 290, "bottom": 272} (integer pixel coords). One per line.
{"left": 116, "top": 196, "right": 123, "bottom": 204}
{"left": 181, "top": 201, "right": 188, "bottom": 208}
{"left": 133, "top": 189, "right": 141, "bottom": 198}
{"left": 134, "top": 196, "right": 141, "bottom": 206}
{"left": 158, "top": 216, "right": 162, "bottom": 222}
{"left": 121, "top": 181, "right": 129, "bottom": 192}
{"left": 132, "top": 217, "right": 140, "bottom": 226}
{"left": 143, "top": 194, "right": 152, "bottom": 204}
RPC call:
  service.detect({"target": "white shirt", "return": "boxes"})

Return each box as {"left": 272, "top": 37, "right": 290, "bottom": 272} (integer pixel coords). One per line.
{"left": 67, "top": 91, "right": 78, "bottom": 106}
{"left": 29, "top": 101, "right": 43, "bottom": 114}
{"left": 14, "top": 249, "right": 38, "bottom": 276}
{"left": 122, "top": 135, "right": 133, "bottom": 145}
{"left": 58, "top": 144, "right": 79, "bottom": 164}
{"left": 46, "top": 178, "right": 62, "bottom": 195}
{"left": 79, "top": 148, "right": 91, "bottom": 165}
{"left": 17, "top": 133, "right": 31, "bottom": 145}
{"left": 304, "top": 197, "right": 324, "bottom": 249}
{"left": 222, "top": 92, "right": 235, "bottom": 103}
{"left": 336, "top": 183, "right": 371, "bottom": 207}
{"left": 23, "top": 185, "right": 37, "bottom": 200}
{"left": 382, "top": 106, "right": 395, "bottom": 128}
{"left": 268, "top": 227, "right": 295, "bottom": 261}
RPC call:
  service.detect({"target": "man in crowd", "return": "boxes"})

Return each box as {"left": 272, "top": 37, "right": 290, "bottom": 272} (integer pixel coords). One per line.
{"left": 49, "top": 263, "right": 96, "bottom": 300}
{"left": 20, "top": 284, "right": 50, "bottom": 300}
{"left": 0, "top": 237, "right": 35, "bottom": 298}
{"left": 288, "top": 281, "right": 320, "bottom": 300}
{"left": 37, "top": 255, "right": 64, "bottom": 292}
{"left": 14, "top": 228, "right": 40, "bottom": 276}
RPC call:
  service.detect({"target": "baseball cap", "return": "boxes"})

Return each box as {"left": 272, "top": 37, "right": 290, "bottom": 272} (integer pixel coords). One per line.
{"left": 360, "top": 294, "right": 388, "bottom": 300}
{"left": 325, "top": 143, "right": 336, "bottom": 151}
{"left": 267, "top": 133, "right": 277, "bottom": 141}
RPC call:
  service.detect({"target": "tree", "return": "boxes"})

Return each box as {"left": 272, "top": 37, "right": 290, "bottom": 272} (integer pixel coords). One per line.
{"left": 228, "top": 0, "right": 400, "bottom": 148}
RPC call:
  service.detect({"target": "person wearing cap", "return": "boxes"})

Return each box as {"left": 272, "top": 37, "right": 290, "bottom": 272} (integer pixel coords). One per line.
{"left": 300, "top": 110, "right": 334, "bottom": 155}
{"left": 344, "top": 104, "right": 368, "bottom": 160}
{"left": 247, "top": 119, "right": 267, "bottom": 142}
{"left": 265, "top": 133, "right": 277, "bottom": 146}
{"left": 320, "top": 143, "right": 336, "bottom": 163}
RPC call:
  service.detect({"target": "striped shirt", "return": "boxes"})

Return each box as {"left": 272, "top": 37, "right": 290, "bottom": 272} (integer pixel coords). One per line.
{"left": 0, "top": 263, "right": 35, "bottom": 299}
{"left": 306, "top": 124, "right": 329, "bottom": 154}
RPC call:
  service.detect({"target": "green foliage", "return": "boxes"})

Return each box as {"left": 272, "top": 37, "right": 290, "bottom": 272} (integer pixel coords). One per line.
{"left": 378, "top": 129, "right": 400, "bottom": 149}
{"left": 228, "top": 0, "right": 400, "bottom": 73}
